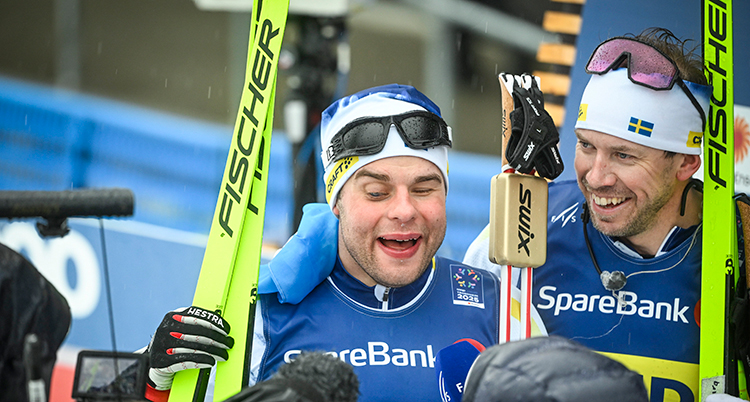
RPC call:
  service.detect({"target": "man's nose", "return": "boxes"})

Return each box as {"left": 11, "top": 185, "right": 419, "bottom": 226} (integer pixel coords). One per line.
{"left": 585, "top": 154, "right": 616, "bottom": 189}
{"left": 388, "top": 189, "right": 418, "bottom": 222}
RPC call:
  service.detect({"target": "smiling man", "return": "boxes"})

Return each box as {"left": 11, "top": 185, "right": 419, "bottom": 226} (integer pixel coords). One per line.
{"left": 574, "top": 126, "right": 701, "bottom": 257}
{"left": 335, "top": 155, "right": 447, "bottom": 288}
{"left": 248, "top": 84, "right": 503, "bottom": 402}
{"left": 463, "top": 28, "right": 711, "bottom": 401}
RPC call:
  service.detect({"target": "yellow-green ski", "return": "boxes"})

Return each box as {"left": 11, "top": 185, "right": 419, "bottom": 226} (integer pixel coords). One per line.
{"left": 168, "top": 1, "right": 289, "bottom": 400}
{"left": 700, "top": 0, "right": 738, "bottom": 400}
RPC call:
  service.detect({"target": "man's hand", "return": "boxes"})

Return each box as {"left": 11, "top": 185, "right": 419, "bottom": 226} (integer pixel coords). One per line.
{"left": 503, "top": 73, "right": 564, "bottom": 180}
{"left": 147, "top": 306, "right": 234, "bottom": 391}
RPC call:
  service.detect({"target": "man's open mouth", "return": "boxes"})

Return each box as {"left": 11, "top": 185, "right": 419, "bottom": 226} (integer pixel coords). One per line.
{"left": 379, "top": 237, "right": 419, "bottom": 251}
{"left": 592, "top": 194, "right": 627, "bottom": 209}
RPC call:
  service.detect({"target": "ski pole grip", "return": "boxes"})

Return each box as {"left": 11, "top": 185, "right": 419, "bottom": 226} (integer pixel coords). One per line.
{"left": 0, "top": 188, "right": 135, "bottom": 219}
{"left": 489, "top": 173, "right": 548, "bottom": 268}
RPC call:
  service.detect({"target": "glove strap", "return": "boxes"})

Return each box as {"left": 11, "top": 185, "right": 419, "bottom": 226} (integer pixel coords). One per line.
{"left": 148, "top": 368, "right": 177, "bottom": 391}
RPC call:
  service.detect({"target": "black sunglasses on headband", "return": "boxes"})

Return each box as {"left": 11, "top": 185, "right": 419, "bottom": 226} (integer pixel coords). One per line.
{"left": 325, "top": 111, "right": 452, "bottom": 166}
{"left": 585, "top": 36, "right": 707, "bottom": 128}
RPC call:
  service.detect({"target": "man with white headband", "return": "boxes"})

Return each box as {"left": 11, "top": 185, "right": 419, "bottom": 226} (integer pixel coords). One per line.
{"left": 463, "top": 28, "right": 710, "bottom": 401}
{"left": 247, "top": 84, "right": 507, "bottom": 402}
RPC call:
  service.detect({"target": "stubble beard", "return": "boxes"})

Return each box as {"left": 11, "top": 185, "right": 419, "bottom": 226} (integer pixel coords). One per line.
{"left": 590, "top": 179, "right": 676, "bottom": 239}
{"left": 339, "top": 217, "right": 445, "bottom": 288}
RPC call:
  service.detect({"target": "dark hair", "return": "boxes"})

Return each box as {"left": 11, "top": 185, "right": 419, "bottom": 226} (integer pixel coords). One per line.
{"left": 630, "top": 27, "right": 707, "bottom": 85}
{"left": 629, "top": 28, "right": 705, "bottom": 158}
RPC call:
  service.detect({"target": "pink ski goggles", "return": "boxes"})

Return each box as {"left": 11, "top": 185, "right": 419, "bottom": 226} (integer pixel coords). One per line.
{"left": 585, "top": 37, "right": 707, "bottom": 127}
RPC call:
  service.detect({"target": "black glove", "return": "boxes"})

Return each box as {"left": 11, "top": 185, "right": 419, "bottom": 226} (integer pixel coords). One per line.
{"left": 505, "top": 74, "right": 564, "bottom": 180}
{"left": 147, "top": 306, "right": 234, "bottom": 390}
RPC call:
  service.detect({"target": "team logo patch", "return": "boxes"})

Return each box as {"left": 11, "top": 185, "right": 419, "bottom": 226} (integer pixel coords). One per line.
{"left": 687, "top": 131, "right": 703, "bottom": 148}
{"left": 578, "top": 104, "right": 588, "bottom": 122}
{"left": 628, "top": 117, "right": 654, "bottom": 136}
{"left": 325, "top": 156, "right": 358, "bottom": 202}
{"left": 450, "top": 265, "right": 485, "bottom": 308}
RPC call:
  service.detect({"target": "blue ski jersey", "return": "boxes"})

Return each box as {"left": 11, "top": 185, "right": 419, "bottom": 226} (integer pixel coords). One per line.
{"left": 252, "top": 256, "right": 500, "bottom": 402}
{"left": 465, "top": 180, "right": 702, "bottom": 402}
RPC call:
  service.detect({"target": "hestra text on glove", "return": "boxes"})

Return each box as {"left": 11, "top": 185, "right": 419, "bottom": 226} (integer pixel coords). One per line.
{"left": 147, "top": 306, "right": 234, "bottom": 391}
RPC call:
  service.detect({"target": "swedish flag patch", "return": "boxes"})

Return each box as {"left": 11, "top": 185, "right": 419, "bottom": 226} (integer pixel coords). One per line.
{"left": 628, "top": 117, "right": 654, "bottom": 137}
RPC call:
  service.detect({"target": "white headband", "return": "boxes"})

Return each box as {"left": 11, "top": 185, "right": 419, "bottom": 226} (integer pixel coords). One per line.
{"left": 575, "top": 69, "right": 710, "bottom": 155}
{"left": 320, "top": 91, "right": 450, "bottom": 210}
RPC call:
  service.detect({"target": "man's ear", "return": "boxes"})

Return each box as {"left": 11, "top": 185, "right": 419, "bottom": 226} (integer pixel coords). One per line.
{"left": 332, "top": 199, "right": 341, "bottom": 219}
{"left": 676, "top": 154, "right": 701, "bottom": 181}
{"left": 332, "top": 187, "right": 345, "bottom": 218}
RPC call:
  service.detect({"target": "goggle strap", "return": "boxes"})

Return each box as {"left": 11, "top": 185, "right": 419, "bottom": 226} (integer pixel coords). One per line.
{"left": 676, "top": 80, "right": 707, "bottom": 129}
{"left": 326, "top": 136, "right": 342, "bottom": 166}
